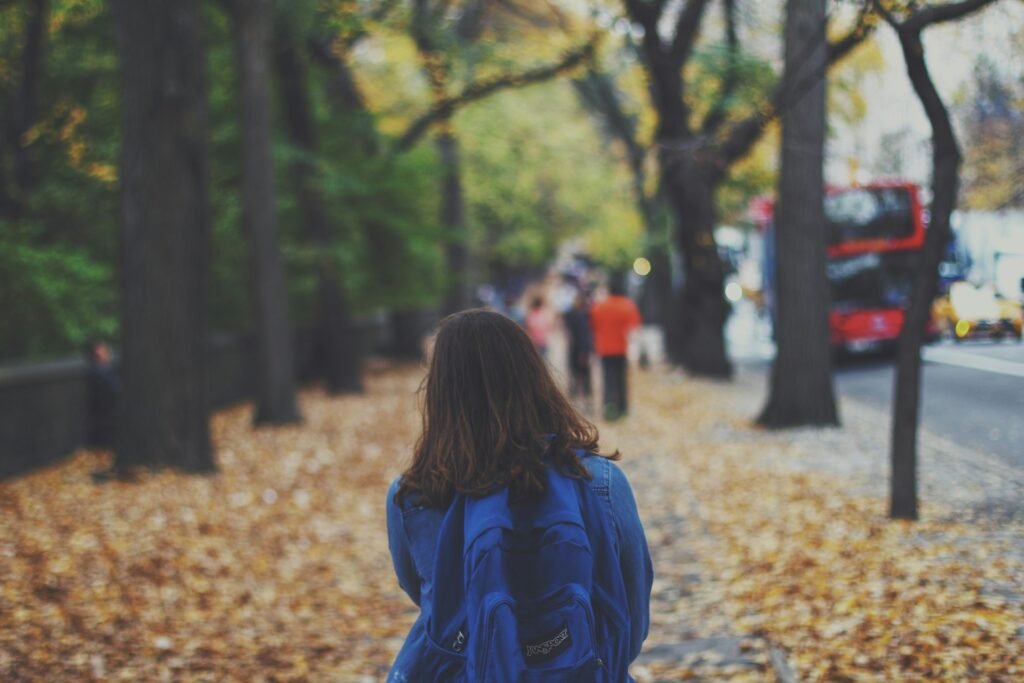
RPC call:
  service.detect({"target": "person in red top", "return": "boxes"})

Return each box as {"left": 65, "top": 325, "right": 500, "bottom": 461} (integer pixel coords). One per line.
{"left": 590, "top": 276, "right": 641, "bottom": 420}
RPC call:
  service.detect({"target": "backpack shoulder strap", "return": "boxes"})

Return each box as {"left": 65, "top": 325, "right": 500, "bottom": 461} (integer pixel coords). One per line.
{"left": 428, "top": 495, "right": 470, "bottom": 646}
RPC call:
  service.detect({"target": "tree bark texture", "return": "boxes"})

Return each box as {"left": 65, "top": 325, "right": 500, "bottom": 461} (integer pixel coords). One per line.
{"left": 274, "top": 31, "right": 362, "bottom": 394}
{"left": 889, "top": 27, "right": 961, "bottom": 520}
{"left": 662, "top": 154, "right": 733, "bottom": 377}
{"left": 876, "top": 0, "right": 997, "bottom": 520}
{"left": 390, "top": 309, "right": 434, "bottom": 359}
{"left": 232, "top": 0, "right": 301, "bottom": 424}
{"left": 758, "top": 0, "right": 838, "bottom": 427}
{"left": 111, "top": 0, "right": 213, "bottom": 471}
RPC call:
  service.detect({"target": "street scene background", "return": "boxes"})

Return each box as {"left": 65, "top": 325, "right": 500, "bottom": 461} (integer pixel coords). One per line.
{"left": 1, "top": 0, "right": 1022, "bottom": 680}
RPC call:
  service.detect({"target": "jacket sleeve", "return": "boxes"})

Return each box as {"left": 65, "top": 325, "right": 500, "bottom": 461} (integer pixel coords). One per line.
{"left": 386, "top": 477, "right": 422, "bottom": 606}
{"left": 608, "top": 462, "right": 654, "bottom": 662}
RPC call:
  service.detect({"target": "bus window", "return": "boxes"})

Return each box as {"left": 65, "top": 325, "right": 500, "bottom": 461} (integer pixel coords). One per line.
{"left": 825, "top": 187, "right": 916, "bottom": 244}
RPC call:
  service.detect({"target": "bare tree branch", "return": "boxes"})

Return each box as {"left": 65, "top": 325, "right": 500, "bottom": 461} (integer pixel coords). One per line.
{"left": 622, "top": 0, "right": 664, "bottom": 45}
{"left": 712, "top": 3, "right": 875, "bottom": 174}
{"left": 393, "top": 37, "right": 597, "bottom": 153}
{"left": 872, "top": 0, "right": 998, "bottom": 139}
{"left": 574, "top": 67, "right": 658, "bottom": 221}
{"left": 574, "top": 68, "right": 645, "bottom": 170}
{"left": 670, "top": 0, "right": 713, "bottom": 61}
{"left": 903, "top": 0, "right": 1000, "bottom": 31}
{"left": 827, "top": 1, "right": 875, "bottom": 62}
{"left": 700, "top": 0, "right": 739, "bottom": 136}
{"left": 491, "top": 0, "right": 566, "bottom": 31}
{"left": 709, "top": 107, "right": 772, "bottom": 178}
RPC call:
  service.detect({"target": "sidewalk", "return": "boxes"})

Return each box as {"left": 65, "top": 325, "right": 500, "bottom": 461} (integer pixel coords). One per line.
{"left": 600, "top": 363, "right": 1024, "bottom": 681}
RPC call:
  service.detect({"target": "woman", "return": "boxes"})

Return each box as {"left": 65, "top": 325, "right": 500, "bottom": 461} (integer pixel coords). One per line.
{"left": 386, "top": 309, "right": 652, "bottom": 682}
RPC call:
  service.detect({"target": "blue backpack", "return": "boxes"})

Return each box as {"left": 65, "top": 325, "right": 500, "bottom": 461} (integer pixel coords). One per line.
{"left": 407, "top": 459, "right": 631, "bottom": 682}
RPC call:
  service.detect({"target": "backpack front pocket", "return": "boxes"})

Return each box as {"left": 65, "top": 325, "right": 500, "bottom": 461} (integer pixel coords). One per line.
{"left": 520, "top": 584, "right": 603, "bottom": 681}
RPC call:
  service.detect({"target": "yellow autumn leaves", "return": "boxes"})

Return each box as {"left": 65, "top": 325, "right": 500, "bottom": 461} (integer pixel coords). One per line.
{"left": 1, "top": 363, "right": 1021, "bottom": 680}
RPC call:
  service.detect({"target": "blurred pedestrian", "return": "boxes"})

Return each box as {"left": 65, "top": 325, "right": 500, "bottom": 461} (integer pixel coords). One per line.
{"left": 84, "top": 339, "right": 118, "bottom": 448}
{"left": 590, "top": 276, "right": 641, "bottom": 420}
{"left": 563, "top": 290, "right": 593, "bottom": 411}
{"left": 503, "top": 292, "right": 526, "bottom": 328}
{"left": 525, "top": 295, "right": 554, "bottom": 357}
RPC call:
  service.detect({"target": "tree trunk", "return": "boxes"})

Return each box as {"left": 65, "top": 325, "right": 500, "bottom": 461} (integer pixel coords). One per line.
{"left": 14, "top": 0, "right": 47, "bottom": 193}
{"left": 649, "top": 193, "right": 685, "bottom": 364}
{"left": 0, "top": 0, "right": 48, "bottom": 216}
{"left": 273, "top": 31, "right": 362, "bottom": 393}
{"left": 758, "top": 0, "right": 838, "bottom": 427}
{"left": 411, "top": 0, "right": 478, "bottom": 317}
{"left": 889, "top": 27, "right": 962, "bottom": 520}
{"left": 643, "top": 39, "right": 732, "bottom": 377}
{"left": 633, "top": 160, "right": 676, "bottom": 335}
{"left": 437, "top": 126, "right": 471, "bottom": 315}
{"left": 232, "top": 0, "right": 300, "bottom": 424}
{"left": 644, "top": 241, "right": 672, "bottom": 322}
{"left": 111, "top": 0, "right": 213, "bottom": 472}
{"left": 390, "top": 310, "right": 428, "bottom": 358}
{"left": 662, "top": 154, "right": 733, "bottom": 377}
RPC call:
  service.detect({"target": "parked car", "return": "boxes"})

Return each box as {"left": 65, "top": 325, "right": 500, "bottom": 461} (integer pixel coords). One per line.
{"left": 932, "top": 282, "right": 1023, "bottom": 341}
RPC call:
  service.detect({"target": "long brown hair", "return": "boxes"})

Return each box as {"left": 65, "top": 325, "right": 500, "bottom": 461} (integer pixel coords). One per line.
{"left": 397, "top": 308, "right": 616, "bottom": 508}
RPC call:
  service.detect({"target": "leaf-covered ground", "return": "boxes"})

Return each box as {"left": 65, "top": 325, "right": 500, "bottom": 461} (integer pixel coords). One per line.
{"left": 2, "top": 363, "right": 1022, "bottom": 681}
{"left": 601, "top": 370, "right": 1024, "bottom": 682}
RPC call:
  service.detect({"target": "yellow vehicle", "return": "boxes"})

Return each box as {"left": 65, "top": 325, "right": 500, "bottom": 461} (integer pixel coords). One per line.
{"left": 933, "top": 282, "right": 1023, "bottom": 342}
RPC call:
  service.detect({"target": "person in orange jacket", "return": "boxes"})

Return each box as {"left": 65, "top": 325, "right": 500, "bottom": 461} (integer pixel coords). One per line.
{"left": 590, "top": 276, "right": 641, "bottom": 420}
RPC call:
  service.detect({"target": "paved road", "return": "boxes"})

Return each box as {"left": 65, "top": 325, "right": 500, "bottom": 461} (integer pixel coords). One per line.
{"left": 726, "top": 302, "right": 1024, "bottom": 469}
{"left": 833, "top": 342, "right": 1024, "bottom": 468}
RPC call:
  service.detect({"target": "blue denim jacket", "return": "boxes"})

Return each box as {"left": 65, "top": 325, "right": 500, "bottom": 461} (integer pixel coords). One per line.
{"left": 385, "top": 455, "right": 653, "bottom": 681}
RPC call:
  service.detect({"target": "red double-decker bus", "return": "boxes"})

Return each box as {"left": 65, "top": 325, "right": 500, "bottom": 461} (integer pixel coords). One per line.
{"left": 757, "top": 181, "right": 934, "bottom": 353}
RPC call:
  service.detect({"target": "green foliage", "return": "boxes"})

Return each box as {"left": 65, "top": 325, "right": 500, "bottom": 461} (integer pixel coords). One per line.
{"left": 284, "top": 51, "right": 446, "bottom": 316}
{"left": 197, "top": 3, "right": 446, "bottom": 334}
{"left": 680, "top": 41, "right": 778, "bottom": 224}
{"left": 716, "top": 129, "right": 777, "bottom": 225}
{"left": 206, "top": 6, "right": 251, "bottom": 335}
{"left": 280, "top": 144, "right": 445, "bottom": 318}
{"left": 458, "top": 82, "right": 644, "bottom": 276}
{"left": 686, "top": 42, "right": 778, "bottom": 134}
{"left": 0, "top": 0, "right": 119, "bottom": 361}
{"left": 0, "top": 0, "right": 686, "bottom": 363}
{"left": 0, "top": 223, "right": 116, "bottom": 360}
{"left": 1, "top": 0, "right": 449, "bottom": 361}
